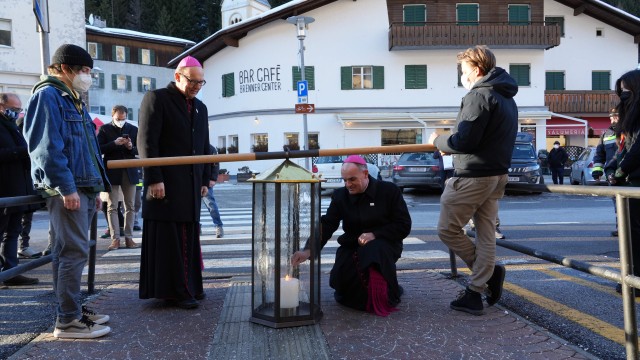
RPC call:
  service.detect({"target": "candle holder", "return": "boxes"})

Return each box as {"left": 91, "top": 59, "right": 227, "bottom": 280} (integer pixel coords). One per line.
{"left": 248, "top": 159, "right": 323, "bottom": 328}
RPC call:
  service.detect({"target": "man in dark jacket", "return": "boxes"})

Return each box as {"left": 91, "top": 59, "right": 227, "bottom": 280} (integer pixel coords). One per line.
{"left": 592, "top": 107, "right": 619, "bottom": 236}
{"left": 137, "top": 56, "right": 211, "bottom": 309}
{"left": 428, "top": 46, "right": 518, "bottom": 315}
{"left": 548, "top": 140, "right": 569, "bottom": 184}
{"left": 0, "top": 93, "right": 39, "bottom": 286}
{"left": 97, "top": 105, "right": 140, "bottom": 250}
{"left": 202, "top": 145, "right": 224, "bottom": 238}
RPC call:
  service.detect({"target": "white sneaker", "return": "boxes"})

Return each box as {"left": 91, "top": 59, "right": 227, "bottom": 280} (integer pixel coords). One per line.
{"left": 53, "top": 315, "right": 111, "bottom": 339}
{"left": 18, "top": 247, "right": 39, "bottom": 258}
{"left": 495, "top": 227, "right": 505, "bottom": 240}
{"left": 82, "top": 305, "right": 110, "bottom": 325}
{"left": 215, "top": 226, "right": 224, "bottom": 238}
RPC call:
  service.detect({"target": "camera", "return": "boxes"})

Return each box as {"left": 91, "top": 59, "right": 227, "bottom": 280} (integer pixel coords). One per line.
{"left": 122, "top": 134, "right": 129, "bottom": 139}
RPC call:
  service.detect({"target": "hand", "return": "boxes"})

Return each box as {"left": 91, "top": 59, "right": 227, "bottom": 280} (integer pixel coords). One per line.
{"left": 291, "top": 250, "right": 311, "bottom": 267}
{"left": 115, "top": 137, "right": 128, "bottom": 145}
{"left": 62, "top": 192, "right": 81, "bottom": 211}
{"left": 149, "top": 182, "right": 165, "bottom": 199}
{"left": 358, "top": 232, "right": 375, "bottom": 246}
{"left": 209, "top": 180, "right": 216, "bottom": 187}
{"left": 125, "top": 139, "right": 133, "bottom": 150}
{"left": 200, "top": 186, "right": 208, "bottom": 197}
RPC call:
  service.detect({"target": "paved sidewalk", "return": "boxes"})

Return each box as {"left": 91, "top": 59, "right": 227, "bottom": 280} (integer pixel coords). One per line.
{"left": 8, "top": 270, "right": 595, "bottom": 360}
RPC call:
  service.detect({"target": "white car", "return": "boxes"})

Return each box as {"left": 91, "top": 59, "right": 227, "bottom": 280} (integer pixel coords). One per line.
{"left": 312, "top": 156, "right": 381, "bottom": 189}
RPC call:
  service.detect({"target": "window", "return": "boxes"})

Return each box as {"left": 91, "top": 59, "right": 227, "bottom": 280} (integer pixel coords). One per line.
{"left": 509, "top": 64, "right": 530, "bottom": 86}
{"left": 139, "top": 48, "right": 155, "bottom": 65}
{"left": 403, "top": 4, "right": 426, "bottom": 26}
{"left": 222, "top": 73, "right": 235, "bottom": 97}
{"left": 545, "top": 71, "right": 565, "bottom": 90}
{"left": 456, "top": 4, "right": 479, "bottom": 26}
{"left": 545, "top": 16, "right": 565, "bottom": 37}
{"left": 127, "top": 108, "right": 133, "bottom": 120}
{"left": 230, "top": 13, "right": 242, "bottom": 25}
{"left": 284, "top": 133, "right": 299, "bottom": 150}
{"left": 112, "top": 45, "right": 129, "bottom": 63}
{"left": 87, "top": 42, "right": 103, "bottom": 59}
{"left": 596, "top": 28, "right": 604, "bottom": 37}
{"left": 382, "top": 129, "right": 420, "bottom": 145}
{"left": 251, "top": 134, "right": 268, "bottom": 153}
{"left": 92, "top": 72, "right": 105, "bottom": 89}
{"left": 291, "top": 66, "right": 315, "bottom": 90}
{"left": 592, "top": 71, "right": 611, "bottom": 90}
{"left": 341, "top": 66, "right": 384, "bottom": 90}
{"left": 457, "top": 64, "right": 463, "bottom": 87}
{"left": 0, "top": 19, "right": 11, "bottom": 47}
{"left": 508, "top": 5, "right": 530, "bottom": 25}
{"left": 90, "top": 106, "right": 106, "bottom": 115}
{"left": 405, "top": 65, "right": 427, "bottom": 89}
{"left": 138, "top": 77, "right": 156, "bottom": 92}
{"left": 227, "top": 135, "right": 238, "bottom": 153}
{"left": 308, "top": 133, "right": 319, "bottom": 149}
{"left": 112, "top": 74, "right": 132, "bottom": 91}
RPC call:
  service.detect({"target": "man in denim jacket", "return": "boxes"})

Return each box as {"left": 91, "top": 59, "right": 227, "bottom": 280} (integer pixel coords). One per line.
{"left": 24, "top": 44, "right": 111, "bottom": 339}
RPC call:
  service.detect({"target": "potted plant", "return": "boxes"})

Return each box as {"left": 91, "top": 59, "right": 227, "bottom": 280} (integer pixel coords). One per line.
{"left": 251, "top": 143, "right": 268, "bottom": 153}
{"left": 284, "top": 141, "right": 300, "bottom": 151}
{"left": 227, "top": 144, "right": 238, "bottom": 154}
{"left": 217, "top": 146, "right": 227, "bottom": 155}
{"left": 217, "top": 168, "right": 229, "bottom": 183}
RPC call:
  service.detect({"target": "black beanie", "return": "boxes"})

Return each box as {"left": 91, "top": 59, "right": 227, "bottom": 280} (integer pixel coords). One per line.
{"left": 51, "top": 44, "right": 93, "bottom": 68}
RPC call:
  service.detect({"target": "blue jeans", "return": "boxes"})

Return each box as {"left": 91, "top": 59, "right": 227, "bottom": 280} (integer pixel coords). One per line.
{"left": 0, "top": 212, "right": 22, "bottom": 271}
{"left": 202, "top": 187, "right": 223, "bottom": 227}
{"left": 47, "top": 193, "right": 96, "bottom": 323}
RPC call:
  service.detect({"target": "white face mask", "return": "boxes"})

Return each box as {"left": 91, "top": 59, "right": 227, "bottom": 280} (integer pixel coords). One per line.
{"left": 553, "top": 144, "right": 560, "bottom": 149}
{"left": 72, "top": 73, "right": 93, "bottom": 92}
{"left": 113, "top": 119, "right": 126, "bottom": 128}
{"left": 461, "top": 71, "right": 477, "bottom": 90}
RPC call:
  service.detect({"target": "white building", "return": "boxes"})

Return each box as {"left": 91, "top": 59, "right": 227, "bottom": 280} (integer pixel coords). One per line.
{"left": 0, "top": 0, "right": 85, "bottom": 105}
{"left": 172, "top": 0, "right": 640, "bottom": 175}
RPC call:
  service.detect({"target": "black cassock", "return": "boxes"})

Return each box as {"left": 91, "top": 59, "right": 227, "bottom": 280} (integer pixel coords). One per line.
{"left": 137, "top": 82, "right": 211, "bottom": 301}
{"left": 318, "top": 176, "right": 411, "bottom": 310}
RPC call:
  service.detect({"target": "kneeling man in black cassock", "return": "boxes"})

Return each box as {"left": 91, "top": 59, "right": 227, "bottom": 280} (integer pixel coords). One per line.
{"left": 292, "top": 155, "right": 411, "bottom": 316}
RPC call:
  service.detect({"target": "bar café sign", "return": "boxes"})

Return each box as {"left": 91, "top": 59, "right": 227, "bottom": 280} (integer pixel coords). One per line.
{"left": 239, "top": 65, "right": 282, "bottom": 93}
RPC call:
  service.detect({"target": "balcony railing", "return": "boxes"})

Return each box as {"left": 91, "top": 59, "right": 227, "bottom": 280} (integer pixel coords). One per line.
{"left": 545, "top": 90, "right": 618, "bottom": 115}
{"left": 389, "top": 22, "right": 561, "bottom": 50}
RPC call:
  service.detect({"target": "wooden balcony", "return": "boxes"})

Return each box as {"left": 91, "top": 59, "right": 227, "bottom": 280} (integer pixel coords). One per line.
{"left": 389, "top": 23, "right": 561, "bottom": 50}
{"left": 545, "top": 91, "right": 619, "bottom": 115}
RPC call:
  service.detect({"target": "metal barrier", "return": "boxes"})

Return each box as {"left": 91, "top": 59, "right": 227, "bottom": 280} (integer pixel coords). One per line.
{"left": 0, "top": 195, "right": 98, "bottom": 294}
{"left": 447, "top": 183, "right": 640, "bottom": 360}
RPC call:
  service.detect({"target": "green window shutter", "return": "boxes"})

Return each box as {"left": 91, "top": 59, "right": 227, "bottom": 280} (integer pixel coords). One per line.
{"left": 97, "top": 43, "right": 103, "bottom": 60}
{"left": 125, "top": 47, "right": 130, "bottom": 63}
{"left": 150, "top": 50, "right": 156, "bottom": 66}
{"left": 592, "top": 71, "right": 611, "bottom": 90}
{"left": 457, "top": 4, "right": 478, "bottom": 25}
{"left": 127, "top": 108, "right": 133, "bottom": 120}
{"left": 126, "top": 75, "right": 132, "bottom": 91}
{"left": 545, "top": 71, "right": 564, "bottom": 90}
{"left": 111, "top": 74, "right": 117, "bottom": 90}
{"left": 373, "top": 66, "right": 384, "bottom": 89}
{"left": 341, "top": 67, "right": 352, "bottom": 90}
{"left": 404, "top": 5, "right": 426, "bottom": 26}
{"left": 546, "top": 16, "right": 565, "bottom": 37}
{"left": 222, "top": 73, "right": 235, "bottom": 97}
{"left": 100, "top": 106, "right": 105, "bottom": 115}
{"left": 292, "top": 66, "right": 301, "bottom": 90}
{"left": 137, "top": 77, "right": 142, "bottom": 92}
{"left": 508, "top": 5, "right": 530, "bottom": 25}
{"left": 509, "top": 64, "right": 530, "bottom": 86}
{"left": 292, "top": 66, "right": 315, "bottom": 90}
{"left": 151, "top": 78, "right": 156, "bottom": 90}
{"left": 405, "top": 65, "right": 427, "bottom": 89}
{"left": 111, "top": 46, "right": 116, "bottom": 61}
{"left": 98, "top": 73, "right": 104, "bottom": 89}
{"left": 138, "top": 49, "right": 142, "bottom": 64}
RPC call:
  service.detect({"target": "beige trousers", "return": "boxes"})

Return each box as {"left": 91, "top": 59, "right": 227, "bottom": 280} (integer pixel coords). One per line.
{"left": 107, "top": 173, "right": 136, "bottom": 240}
{"left": 437, "top": 174, "right": 508, "bottom": 293}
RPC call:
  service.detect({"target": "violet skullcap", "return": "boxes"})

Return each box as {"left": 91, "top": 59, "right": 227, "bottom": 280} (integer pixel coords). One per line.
{"left": 344, "top": 155, "right": 367, "bottom": 165}
{"left": 177, "top": 56, "right": 202, "bottom": 68}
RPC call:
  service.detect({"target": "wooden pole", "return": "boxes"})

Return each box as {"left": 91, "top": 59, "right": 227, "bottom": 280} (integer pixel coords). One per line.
{"left": 107, "top": 144, "right": 438, "bottom": 169}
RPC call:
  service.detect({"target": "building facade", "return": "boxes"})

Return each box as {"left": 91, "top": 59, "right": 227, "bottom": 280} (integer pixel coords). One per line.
{"left": 172, "top": 0, "right": 640, "bottom": 175}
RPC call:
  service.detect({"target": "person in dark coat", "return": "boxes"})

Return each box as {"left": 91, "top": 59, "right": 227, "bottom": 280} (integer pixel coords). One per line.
{"left": 0, "top": 93, "right": 39, "bottom": 286}
{"left": 97, "top": 105, "right": 140, "bottom": 250}
{"left": 548, "top": 140, "right": 568, "bottom": 184}
{"left": 292, "top": 155, "right": 411, "bottom": 316}
{"left": 137, "top": 56, "right": 211, "bottom": 309}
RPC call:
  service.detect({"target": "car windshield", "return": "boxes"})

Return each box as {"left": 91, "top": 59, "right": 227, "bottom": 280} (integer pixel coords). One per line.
{"left": 398, "top": 152, "right": 438, "bottom": 164}
{"left": 512, "top": 144, "right": 536, "bottom": 160}
{"left": 315, "top": 156, "right": 346, "bottom": 164}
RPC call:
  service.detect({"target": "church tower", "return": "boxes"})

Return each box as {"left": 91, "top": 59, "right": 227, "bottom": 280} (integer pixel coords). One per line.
{"left": 221, "top": 0, "right": 271, "bottom": 29}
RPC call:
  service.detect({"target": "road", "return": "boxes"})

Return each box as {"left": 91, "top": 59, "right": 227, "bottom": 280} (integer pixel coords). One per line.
{"left": 0, "top": 181, "right": 632, "bottom": 360}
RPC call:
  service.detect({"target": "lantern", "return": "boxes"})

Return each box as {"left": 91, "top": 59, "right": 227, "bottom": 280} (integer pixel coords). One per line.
{"left": 248, "top": 159, "right": 323, "bottom": 328}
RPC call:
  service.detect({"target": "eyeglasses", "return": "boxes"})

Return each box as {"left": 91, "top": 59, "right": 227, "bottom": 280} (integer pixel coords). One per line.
{"left": 179, "top": 73, "right": 206, "bottom": 87}
{"left": 9, "top": 107, "right": 23, "bottom": 114}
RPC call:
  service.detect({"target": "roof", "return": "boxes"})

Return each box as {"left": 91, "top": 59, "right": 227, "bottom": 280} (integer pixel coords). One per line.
{"left": 168, "top": 0, "right": 640, "bottom": 67}
{"left": 86, "top": 25, "right": 196, "bottom": 46}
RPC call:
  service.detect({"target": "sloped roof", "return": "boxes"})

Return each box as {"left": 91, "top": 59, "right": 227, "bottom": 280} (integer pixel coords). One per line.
{"left": 168, "top": 0, "right": 640, "bottom": 67}
{"left": 87, "top": 25, "right": 195, "bottom": 46}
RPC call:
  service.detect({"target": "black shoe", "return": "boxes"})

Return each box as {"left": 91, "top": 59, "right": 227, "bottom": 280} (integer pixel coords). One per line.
{"left": 176, "top": 298, "right": 198, "bottom": 309}
{"left": 195, "top": 293, "right": 206, "bottom": 300}
{"left": 133, "top": 225, "right": 142, "bottom": 231}
{"left": 611, "top": 230, "right": 619, "bottom": 237}
{"left": 100, "top": 231, "right": 110, "bottom": 239}
{"left": 3, "top": 274, "right": 39, "bottom": 286}
{"left": 616, "top": 284, "right": 622, "bottom": 294}
{"left": 486, "top": 264, "right": 506, "bottom": 306}
{"left": 450, "top": 288, "right": 484, "bottom": 315}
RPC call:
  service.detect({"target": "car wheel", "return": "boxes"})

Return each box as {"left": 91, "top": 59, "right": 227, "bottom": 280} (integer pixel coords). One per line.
{"left": 570, "top": 175, "right": 579, "bottom": 185}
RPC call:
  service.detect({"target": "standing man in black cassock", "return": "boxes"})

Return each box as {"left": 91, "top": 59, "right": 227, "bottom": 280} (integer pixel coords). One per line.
{"left": 137, "top": 56, "right": 211, "bottom": 309}
{"left": 292, "top": 155, "right": 411, "bottom": 316}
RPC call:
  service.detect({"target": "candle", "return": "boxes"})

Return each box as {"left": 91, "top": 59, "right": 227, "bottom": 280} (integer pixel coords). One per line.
{"left": 280, "top": 275, "right": 299, "bottom": 308}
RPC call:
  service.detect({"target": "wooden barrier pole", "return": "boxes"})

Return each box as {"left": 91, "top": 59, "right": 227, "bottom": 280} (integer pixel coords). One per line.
{"left": 107, "top": 144, "right": 438, "bottom": 169}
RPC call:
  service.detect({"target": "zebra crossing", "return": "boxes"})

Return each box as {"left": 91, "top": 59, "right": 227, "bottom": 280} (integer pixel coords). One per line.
{"left": 86, "top": 200, "right": 450, "bottom": 275}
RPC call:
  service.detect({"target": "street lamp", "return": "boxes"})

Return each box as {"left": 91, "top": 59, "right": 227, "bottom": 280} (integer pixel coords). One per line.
{"left": 286, "top": 15, "right": 315, "bottom": 170}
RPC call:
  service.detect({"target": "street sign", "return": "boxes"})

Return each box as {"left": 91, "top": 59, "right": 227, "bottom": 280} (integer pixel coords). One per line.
{"left": 33, "top": 0, "right": 49, "bottom": 33}
{"left": 298, "top": 96, "right": 308, "bottom": 104}
{"left": 295, "top": 104, "right": 315, "bottom": 114}
{"left": 297, "top": 80, "right": 308, "bottom": 97}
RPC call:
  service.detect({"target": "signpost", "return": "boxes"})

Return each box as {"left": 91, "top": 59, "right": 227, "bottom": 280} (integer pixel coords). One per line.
{"left": 295, "top": 104, "right": 315, "bottom": 114}
{"left": 33, "top": 0, "right": 50, "bottom": 75}
{"left": 297, "top": 80, "right": 308, "bottom": 104}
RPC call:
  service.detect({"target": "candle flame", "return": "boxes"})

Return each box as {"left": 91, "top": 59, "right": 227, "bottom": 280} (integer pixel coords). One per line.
{"left": 285, "top": 275, "right": 290, "bottom": 281}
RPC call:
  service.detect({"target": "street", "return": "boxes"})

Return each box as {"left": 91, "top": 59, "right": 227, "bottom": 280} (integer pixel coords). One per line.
{"left": 0, "top": 180, "right": 631, "bottom": 360}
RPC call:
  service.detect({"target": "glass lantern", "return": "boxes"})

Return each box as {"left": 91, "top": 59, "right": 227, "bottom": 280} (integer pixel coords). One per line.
{"left": 248, "top": 159, "right": 323, "bottom": 328}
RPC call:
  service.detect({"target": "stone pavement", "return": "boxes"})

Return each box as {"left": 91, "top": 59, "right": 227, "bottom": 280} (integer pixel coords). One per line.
{"left": 8, "top": 269, "right": 596, "bottom": 360}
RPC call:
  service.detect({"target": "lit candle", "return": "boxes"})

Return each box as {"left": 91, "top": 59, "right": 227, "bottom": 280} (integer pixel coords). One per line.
{"left": 280, "top": 275, "right": 299, "bottom": 308}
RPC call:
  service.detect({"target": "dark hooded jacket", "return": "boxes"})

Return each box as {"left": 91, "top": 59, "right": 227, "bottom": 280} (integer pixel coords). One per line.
{"left": 434, "top": 67, "right": 518, "bottom": 177}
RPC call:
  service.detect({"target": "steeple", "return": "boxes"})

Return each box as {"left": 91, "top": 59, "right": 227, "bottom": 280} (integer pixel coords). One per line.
{"left": 221, "top": 0, "right": 271, "bottom": 29}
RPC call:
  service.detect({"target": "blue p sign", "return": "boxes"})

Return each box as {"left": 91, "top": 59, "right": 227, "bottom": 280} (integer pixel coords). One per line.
{"left": 297, "top": 80, "right": 308, "bottom": 97}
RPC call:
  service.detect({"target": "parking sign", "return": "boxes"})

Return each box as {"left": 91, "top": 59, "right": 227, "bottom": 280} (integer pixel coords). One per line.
{"left": 297, "top": 80, "right": 308, "bottom": 97}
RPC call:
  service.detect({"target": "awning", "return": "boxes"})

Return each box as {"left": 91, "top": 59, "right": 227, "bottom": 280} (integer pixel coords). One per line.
{"left": 546, "top": 117, "right": 587, "bottom": 136}
{"left": 587, "top": 117, "right": 612, "bottom": 136}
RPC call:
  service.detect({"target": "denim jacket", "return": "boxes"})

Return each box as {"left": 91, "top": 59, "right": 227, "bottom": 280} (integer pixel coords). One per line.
{"left": 24, "top": 76, "right": 108, "bottom": 196}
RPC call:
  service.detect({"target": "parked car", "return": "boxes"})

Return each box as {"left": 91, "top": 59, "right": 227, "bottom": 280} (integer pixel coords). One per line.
{"left": 563, "top": 145, "right": 585, "bottom": 177}
{"left": 312, "top": 155, "right": 381, "bottom": 190}
{"left": 508, "top": 133, "right": 544, "bottom": 193}
{"left": 391, "top": 152, "right": 442, "bottom": 192}
{"left": 570, "top": 146, "right": 607, "bottom": 186}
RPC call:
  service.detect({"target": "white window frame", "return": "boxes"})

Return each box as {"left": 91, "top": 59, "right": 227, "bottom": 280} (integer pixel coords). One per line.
{"left": 87, "top": 42, "right": 98, "bottom": 59}
{"left": 115, "top": 45, "right": 126, "bottom": 62}
{"left": 141, "top": 77, "right": 152, "bottom": 91}
{"left": 116, "top": 74, "right": 127, "bottom": 90}
{"left": 352, "top": 66, "right": 373, "bottom": 89}
{"left": 0, "top": 18, "right": 12, "bottom": 47}
{"left": 140, "top": 49, "right": 151, "bottom": 65}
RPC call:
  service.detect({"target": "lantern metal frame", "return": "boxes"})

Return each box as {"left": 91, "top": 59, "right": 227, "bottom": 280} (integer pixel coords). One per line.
{"left": 248, "top": 159, "right": 323, "bottom": 328}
